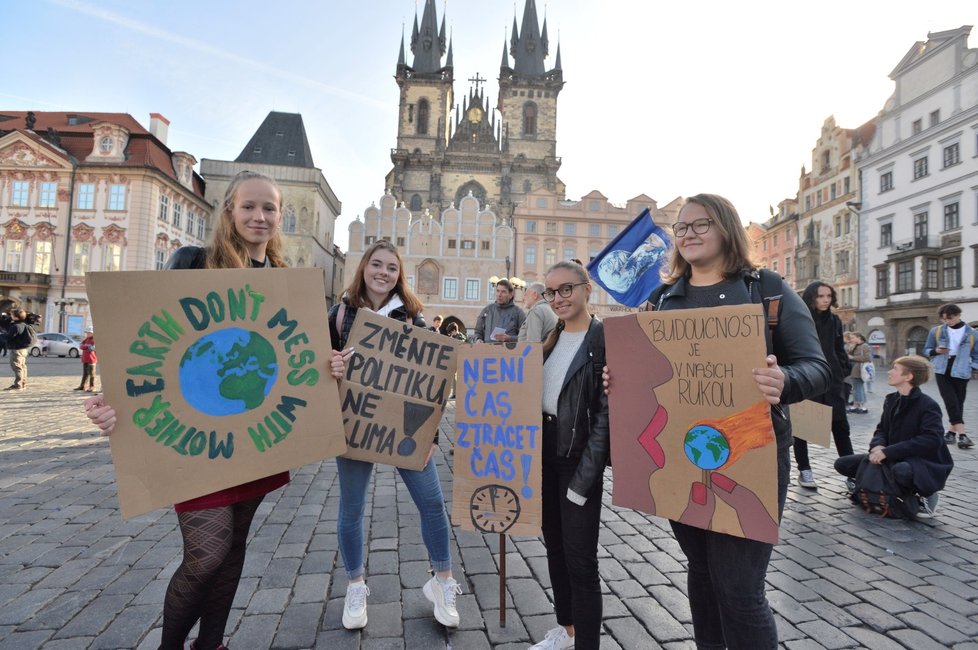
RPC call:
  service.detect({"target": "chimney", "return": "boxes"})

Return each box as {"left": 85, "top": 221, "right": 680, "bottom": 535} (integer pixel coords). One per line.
{"left": 149, "top": 113, "right": 170, "bottom": 145}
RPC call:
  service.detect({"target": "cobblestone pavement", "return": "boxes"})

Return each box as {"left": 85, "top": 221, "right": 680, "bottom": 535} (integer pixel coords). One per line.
{"left": 1, "top": 359, "right": 977, "bottom": 649}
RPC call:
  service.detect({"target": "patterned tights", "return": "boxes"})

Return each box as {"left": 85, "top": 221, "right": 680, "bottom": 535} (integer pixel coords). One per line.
{"left": 160, "top": 496, "right": 263, "bottom": 650}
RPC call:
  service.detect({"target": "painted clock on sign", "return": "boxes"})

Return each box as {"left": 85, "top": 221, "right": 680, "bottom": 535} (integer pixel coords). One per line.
{"left": 469, "top": 484, "right": 521, "bottom": 533}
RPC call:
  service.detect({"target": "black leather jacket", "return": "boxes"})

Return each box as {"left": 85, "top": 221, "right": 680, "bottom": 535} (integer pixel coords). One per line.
{"left": 543, "top": 317, "right": 610, "bottom": 499}
{"left": 653, "top": 271, "right": 830, "bottom": 449}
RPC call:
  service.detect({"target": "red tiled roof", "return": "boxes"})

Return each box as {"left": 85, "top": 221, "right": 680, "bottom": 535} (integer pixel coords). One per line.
{"left": 0, "top": 111, "right": 205, "bottom": 198}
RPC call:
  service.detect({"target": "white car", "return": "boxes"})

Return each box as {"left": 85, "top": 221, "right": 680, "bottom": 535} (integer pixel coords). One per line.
{"left": 29, "top": 332, "right": 81, "bottom": 358}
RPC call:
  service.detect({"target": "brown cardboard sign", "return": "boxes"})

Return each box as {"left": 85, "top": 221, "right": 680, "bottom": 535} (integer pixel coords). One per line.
{"left": 87, "top": 268, "right": 347, "bottom": 519}
{"left": 340, "top": 308, "right": 457, "bottom": 469}
{"left": 452, "top": 342, "right": 543, "bottom": 537}
{"left": 790, "top": 400, "right": 832, "bottom": 447}
{"left": 605, "top": 305, "right": 779, "bottom": 544}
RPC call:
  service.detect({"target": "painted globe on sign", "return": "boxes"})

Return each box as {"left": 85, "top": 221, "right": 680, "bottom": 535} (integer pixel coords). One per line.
{"left": 178, "top": 327, "right": 279, "bottom": 416}
{"left": 683, "top": 424, "right": 731, "bottom": 470}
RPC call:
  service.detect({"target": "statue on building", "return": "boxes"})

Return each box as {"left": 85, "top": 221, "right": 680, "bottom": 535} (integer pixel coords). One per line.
{"left": 25, "top": 112, "right": 36, "bottom": 130}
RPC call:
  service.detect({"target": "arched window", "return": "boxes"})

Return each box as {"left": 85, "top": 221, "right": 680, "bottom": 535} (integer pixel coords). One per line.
{"left": 417, "top": 259, "right": 439, "bottom": 295}
{"left": 282, "top": 206, "right": 297, "bottom": 233}
{"left": 410, "top": 194, "right": 423, "bottom": 211}
{"left": 906, "top": 326, "right": 930, "bottom": 357}
{"left": 455, "top": 181, "right": 487, "bottom": 209}
{"left": 523, "top": 180, "right": 532, "bottom": 193}
{"left": 523, "top": 102, "right": 537, "bottom": 136}
{"left": 417, "top": 98, "right": 430, "bottom": 135}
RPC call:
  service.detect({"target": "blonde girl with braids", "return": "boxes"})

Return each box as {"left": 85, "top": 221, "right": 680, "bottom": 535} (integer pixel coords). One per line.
{"left": 530, "top": 261, "right": 609, "bottom": 650}
{"left": 84, "top": 171, "right": 347, "bottom": 650}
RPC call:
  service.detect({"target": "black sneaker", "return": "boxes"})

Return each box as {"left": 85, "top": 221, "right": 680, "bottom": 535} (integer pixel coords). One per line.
{"left": 958, "top": 433, "right": 974, "bottom": 449}
{"left": 944, "top": 431, "right": 957, "bottom": 444}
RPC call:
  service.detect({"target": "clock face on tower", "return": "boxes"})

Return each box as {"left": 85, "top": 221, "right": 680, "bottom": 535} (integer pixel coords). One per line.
{"left": 466, "top": 106, "right": 484, "bottom": 124}
{"left": 469, "top": 484, "right": 521, "bottom": 533}
{"left": 99, "top": 136, "right": 113, "bottom": 153}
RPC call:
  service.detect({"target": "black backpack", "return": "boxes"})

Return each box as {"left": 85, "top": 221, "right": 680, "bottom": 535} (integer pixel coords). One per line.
{"left": 850, "top": 457, "right": 920, "bottom": 519}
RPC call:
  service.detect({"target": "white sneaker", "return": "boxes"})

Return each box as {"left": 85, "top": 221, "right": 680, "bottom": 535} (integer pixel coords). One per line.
{"left": 798, "top": 469, "right": 818, "bottom": 489}
{"left": 529, "top": 626, "right": 575, "bottom": 650}
{"left": 423, "top": 575, "right": 461, "bottom": 627}
{"left": 917, "top": 493, "right": 939, "bottom": 519}
{"left": 342, "top": 582, "right": 369, "bottom": 629}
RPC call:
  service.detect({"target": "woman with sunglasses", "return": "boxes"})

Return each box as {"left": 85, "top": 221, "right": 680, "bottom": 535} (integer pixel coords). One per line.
{"left": 529, "top": 261, "right": 609, "bottom": 650}
{"left": 606, "top": 194, "right": 828, "bottom": 649}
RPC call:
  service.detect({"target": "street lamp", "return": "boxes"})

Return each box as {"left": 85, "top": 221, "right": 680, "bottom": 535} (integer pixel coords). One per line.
{"left": 54, "top": 298, "right": 75, "bottom": 333}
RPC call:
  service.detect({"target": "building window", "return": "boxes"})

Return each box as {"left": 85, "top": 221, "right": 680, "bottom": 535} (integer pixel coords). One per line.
{"left": 365, "top": 235, "right": 376, "bottom": 245}
{"left": 397, "top": 237, "right": 406, "bottom": 247}
{"left": 773, "top": 234, "right": 779, "bottom": 247}
{"left": 524, "top": 180, "right": 532, "bottom": 193}
{"left": 913, "top": 157, "right": 928, "bottom": 179}
{"left": 71, "top": 242, "right": 90, "bottom": 276}
{"left": 544, "top": 247, "right": 556, "bottom": 266}
{"left": 282, "top": 207, "right": 296, "bottom": 233}
{"left": 525, "top": 221, "right": 537, "bottom": 233}
{"left": 896, "top": 261, "right": 913, "bottom": 292}
{"left": 38, "top": 182, "right": 57, "bottom": 208}
{"left": 417, "top": 99, "right": 430, "bottom": 135}
{"left": 564, "top": 248, "right": 576, "bottom": 261}
{"left": 158, "top": 194, "right": 169, "bottom": 222}
{"left": 943, "top": 143, "right": 960, "bottom": 168}
{"left": 772, "top": 260, "right": 778, "bottom": 273}
{"left": 197, "top": 215, "right": 205, "bottom": 239}
{"left": 443, "top": 278, "right": 458, "bottom": 299}
{"left": 608, "top": 225, "right": 619, "bottom": 237}
{"left": 912, "top": 119, "right": 922, "bottom": 135}
{"left": 11, "top": 181, "right": 29, "bottom": 207}
{"left": 77, "top": 183, "right": 95, "bottom": 210}
{"left": 836, "top": 252, "right": 849, "bottom": 274}
{"left": 835, "top": 217, "right": 842, "bottom": 238}
{"left": 155, "top": 249, "right": 167, "bottom": 270}
{"left": 523, "top": 102, "right": 537, "bottom": 136}
{"left": 33, "top": 240, "right": 52, "bottom": 274}
{"left": 844, "top": 214, "right": 851, "bottom": 234}
{"left": 784, "top": 256, "right": 791, "bottom": 276}
{"left": 564, "top": 223, "right": 576, "bottom": 236}
{"left": 465, "top": 279, "right": 480, "bottom": 301}
{"left": 844, "top": 177, "right": 850, "bottom": 194}
{"left": 172, "top": 203, "right": 182, "bottom": 229}
{"left": 525, "top": 246, "right": 537, "bottom": 265}
{"left": 447, "top": 239, "right": 456, "bottom": 249}
{"left": 410, "top": 194, "right": 422, "bottom": 210}
{"left": 460, "top": 240, "right": 474, "bottom": 250}
{"left": 943, "top": 256, "right": 961, "bottom": 289}
{"left": 880, "top": 171, "right": 893, "bottom": 192}
{"left": 914, "top": 212, "right": 928, "bottom": 243}
{"left": 880, "top": 223, "right": 892, "bottom": 247}
{"left": 805, "top": 196, "right": 811, "bottom": 211}
{"left": 545, "top": 221, "right": 557, "bottom": 234}
{"left": 187, "top": 211, "right": 197, "bottom": 236}
{"left": 480, "top": 240, "right": 490, "bottom": 250}
{"left": 103, "top": 244, "right": 122, "bottom": 271}
{"left": 925, "top": 258, "right": 939, "bottom": 290}
{"left": 876, "top": 267, "right": 889, "bottom": 298}
{"left": 830, "top": 184, "right": 837, "bottom": 200}
{"left": 589, "top": 223, "right": 601, "bottom": 237}
{"left": 929, "top": 109, "right": 940, "bottom": 127}
{"left": 944, "top": 203, "right": 960, "bottom": 230}
{"left": 108, "top": 184, "right": 126, "bottom": 211}
{"left": 535, "top": 197, "right": 548, "bottom": 208}
{"left": 4, "top": 241, "right": 23, "bottom": 271}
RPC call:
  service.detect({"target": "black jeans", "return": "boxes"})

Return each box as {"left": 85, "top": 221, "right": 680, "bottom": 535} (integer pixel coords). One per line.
{"left": 936, "top": 371, "right": 968, "bottom": 426}
{"left": 793, "top": 390, "right": 854, "bottom": 471}
{"left": 835, "top": 454, "right": 914, "bottom": 490}
{"left": 541, "top": 416, "right": 603, "bottom": 649}
{"left": 670, "top": 441, "right": 790, "bottom": 650}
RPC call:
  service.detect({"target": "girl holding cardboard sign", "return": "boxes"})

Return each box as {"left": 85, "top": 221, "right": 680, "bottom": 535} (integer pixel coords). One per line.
{"left": 605, "top": 194, "right": 829, "bottom": 649}
{"left": 83, "top": 171, "right": 347, "bottom": 650}
{"left": 529, "top": 260, "right": 610, "bottom": 650}
{"left": 328, "top": 240, "right": 462, "bottom": 631}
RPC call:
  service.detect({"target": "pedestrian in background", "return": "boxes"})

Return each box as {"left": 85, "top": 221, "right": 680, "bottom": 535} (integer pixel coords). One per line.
{"left": 924, "top": 303, "right": 977, "bottom": 449}
{"left": 518, "top": 281, "right": 558, "bottom": 343}
{"left": 75, "top": 328, "right": 97, "bottom": 392}
{"left": 474, "top": 279, "right": 525, "bottom": 342}
{"left": 847, "top": 333, "right": 870, "bottom": 414}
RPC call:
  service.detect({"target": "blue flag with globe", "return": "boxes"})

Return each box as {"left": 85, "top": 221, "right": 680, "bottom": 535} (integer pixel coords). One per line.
{"left": 586, "top": 208, "right": 671, "bottom": 308}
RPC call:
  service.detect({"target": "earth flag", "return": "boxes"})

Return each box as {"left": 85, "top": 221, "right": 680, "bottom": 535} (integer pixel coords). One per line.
{"left": 586, "top": 208, "right": 672, "bottom": 307}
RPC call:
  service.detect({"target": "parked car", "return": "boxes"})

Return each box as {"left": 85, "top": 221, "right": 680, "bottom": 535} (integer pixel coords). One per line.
{"left": 29, "top": 332, "right": 81, "bottom": 358}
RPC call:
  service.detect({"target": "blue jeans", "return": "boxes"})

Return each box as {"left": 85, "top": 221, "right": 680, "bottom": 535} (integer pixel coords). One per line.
{"left": 670, "top": 442, "right": 790, "bottom": 650}
{"left": 336, "top": 455, "right": 452, "bottom": 580}
{"left": 851, "top": 378, "right": 866, "bottom": 403}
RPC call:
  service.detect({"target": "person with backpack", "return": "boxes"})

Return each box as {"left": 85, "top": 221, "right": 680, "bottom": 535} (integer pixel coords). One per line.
{"left": 924, "top": 303, "right": 977, "bottom": 449}
{"left": 834, "top": 355, "right": 953, "bottom": 518}
{"left": 4, "top": 309, "right": 34, "bottom": 391}
{"left": 606, "top": 194, "right": 829, "bottom": 649}
{"left": 792, "top": 282, "right": 855, "bottom": 490}
{"left": 328, "top": 240, "right": 462, "bottom": 632}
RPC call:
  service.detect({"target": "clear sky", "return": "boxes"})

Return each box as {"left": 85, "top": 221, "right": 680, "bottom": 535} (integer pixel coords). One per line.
{"left": 3, "top": 0, "right": 975, "bottom": 250}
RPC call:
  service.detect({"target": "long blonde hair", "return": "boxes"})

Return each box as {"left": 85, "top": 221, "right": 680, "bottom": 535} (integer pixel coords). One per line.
{"left": 662, "top": 193, "right": 756, "bottom": 284}
{"left": 344, "top": 240, "right": 424, "bottom": 317}
{"left": 541, "top": 261, "right": 590, "bottom": 354}
{"left": 206, "top": 170, "right": 287, "bottom": 269}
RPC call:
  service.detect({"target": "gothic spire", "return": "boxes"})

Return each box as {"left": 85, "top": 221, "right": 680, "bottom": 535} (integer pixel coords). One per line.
{"left": 446, "top": 37, "right": 454, "bottom": 67}
{"left": 397, "top": 28, "right": 406, "bottom": 66}
{"left": 410, "top": 0, "right": 446, "bottom": 74}
{"left": 554, "top": 42, "right": 562, "bottom": 71}
{"left": 500, "top": 39, "right": 509, "bottom": 68}
{"left": 511, "top": 0, "right": 546, "bottom": 76}
{"left": 541, "top": 17, "right": 549, "bottom": 58}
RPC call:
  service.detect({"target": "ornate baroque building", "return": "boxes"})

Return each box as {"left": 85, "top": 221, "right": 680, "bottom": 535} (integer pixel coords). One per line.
{"left": 201, "top": 111, "right": 345, "bottom": 306}
{"left": 856, "top": 26, "right": 978, "bottom": 357}
{"left": 0, "top": 111, "right": 209, "bottom": 332}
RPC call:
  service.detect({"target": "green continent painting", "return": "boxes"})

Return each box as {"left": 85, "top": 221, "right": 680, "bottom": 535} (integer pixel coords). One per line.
{"left": 179, "top": 327, "right": 279, "bottom": 416}
{"left": 683, "top": 424, "right": 730, "bottom": 471}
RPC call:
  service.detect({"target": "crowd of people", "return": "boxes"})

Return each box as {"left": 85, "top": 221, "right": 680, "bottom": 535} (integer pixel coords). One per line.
{"left": 60, "top": 179, "right": 974, "bottom": 649}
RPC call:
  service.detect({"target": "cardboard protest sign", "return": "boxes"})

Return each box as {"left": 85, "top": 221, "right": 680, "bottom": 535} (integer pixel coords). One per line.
{"left": 605, "top": 305, "right": 779, "bottom": 544}
{"left": 451, "top": 343, "right": 543, "bottom": 537}
{"left": 339, "top": 308, "right": 457, "bottom": 470}
{"left": 790, "top": 400, "right": 832, "bottom": 447}
{"left": 87, "top": 268, "right": 346, "bottom": 519}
